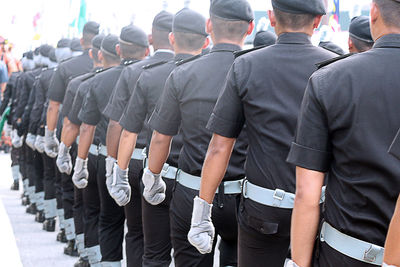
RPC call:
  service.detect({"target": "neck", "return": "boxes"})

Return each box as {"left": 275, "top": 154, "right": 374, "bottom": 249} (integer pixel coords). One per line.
{"left": 212, "top": 38, "right": 243, "bottom": 47}
{"left": 275, "top": 26, "right": 314, "bottom": 37}
{"left": 373, "top": 28, "right": 400, "bottom": 41}
{"left": 174, "top": 47, "right": 200, "bottom": 56}
{"left": 93, "top": 62, "right": 102, "bottom": 68}
{"left": 153, "top": 45, "right": 173, "bottom": 51}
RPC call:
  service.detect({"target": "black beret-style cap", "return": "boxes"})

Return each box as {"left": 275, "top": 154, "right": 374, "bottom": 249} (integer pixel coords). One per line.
{"left": 70, "top": 38, "right": 83, "bottom": 51}
{"left": 34, "top": 47, "right": 40, "bottom": 55}
{"left": 39, "top": 44, "right": 54, "bottom": 57}
{"left": 101, "top": 34, "right": 119, "bottom": 57}
{"left": 319, "top": 41, "right": 345, "bottom": 55}
{"left": 49, "top": 47, "right": 57, "bottom": 62}
{"left": 349, "top": 16, "right": 373, "bottom": 43}
{"left": 210, "top": 0, "right": 254, "bottom": 22}
{"left": 119, "top": 25, "right": 149, "bottom": 47}
{"left": 92, "top": 34, "right": 105, "bottom": 50}
{"left": 26, "top": 51, "right": 34, "bottom": 60}
{"left": 57, "top": 38, "right": 71, "bottom": 48}
{"left": 152, "top": 11, "right": 173, "bottom": 32}
{"left": 253, "top": 31, "right": 277, "bottom": 47}
{"left": 83, "top": 21, "right": 100, "bottom": 35}
{"left": 272, "top": 0, "right": 326, "bottom": 15}
{"left": 173, "top": 8, "right": 208, "bottom": 36}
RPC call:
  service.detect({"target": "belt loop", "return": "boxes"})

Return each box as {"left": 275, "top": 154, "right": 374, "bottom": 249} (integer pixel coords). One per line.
{"left": 217, "top": 183, "right": 224, "bottom": 209}
{"left": 241, "top": 179, "right": 248, "bottom": 198}
{"left": 272, "top": 189, "right": 285, "bottom": 207}
{"left": 173, "top": 169, "right": 180, "bottom": 193}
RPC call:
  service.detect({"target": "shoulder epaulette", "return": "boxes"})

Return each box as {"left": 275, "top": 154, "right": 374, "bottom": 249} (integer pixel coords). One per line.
{"left": 81, "top": 73, "right": 96, "bottom": 82}
{"left": 175, "top": 54, "right": 202, "bottom": 66}
{"left": 142, "top": 60, "right": 169, "bottom": 70}
{"left": 316, "top": 53, "right": 354, "bottom": 69}
{"left": 124, "top": 60, "right": 136, "bottom": 66}
{"left": 233, "top": 45, "right": 267, "bottom": 58}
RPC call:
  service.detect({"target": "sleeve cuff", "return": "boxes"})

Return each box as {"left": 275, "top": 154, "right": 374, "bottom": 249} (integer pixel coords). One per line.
{"left": 78, "top": 111, "right": 99, "bottom": 126}
{"left": 206, "top": 113, "right": 242, "bottom": 139}
{"left": 119, "top": 113, "right": 142, "bottom": 134}
{"left": 148, "top": 111, "right": 179, "bottom": 136}
{"left": 103, "top": 104, "right": 123, "bottom": 122}
{"left": 286, "top": 142, "right": 331, "bottom": 172}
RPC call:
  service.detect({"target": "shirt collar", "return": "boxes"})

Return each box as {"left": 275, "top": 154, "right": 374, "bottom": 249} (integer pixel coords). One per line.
{"left": 174, "top": 53, "right": 195, "bottom": 61}
{"left": 211, "top": 43, "right": 242, "bottom": 53}
{"left": 373, "top": 34, "right": 400, "bottom": 49}
{"left": 155, "top": 49, "right": 174, "bottom": 55}
{"left": 277, "top": 32, "right": 312, "bottom": 45}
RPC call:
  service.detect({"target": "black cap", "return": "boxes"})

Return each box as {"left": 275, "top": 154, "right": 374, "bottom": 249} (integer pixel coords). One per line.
{"left": 49, "top": 47, "right": 57, "bottom": 62}
{"left": 83, "top": 21, "right": 100, "bottom": 35}
{"left": 210, "top": 0, "right": 254, "bottom": 22}
{"left": 349, "top": 16, "right": 373, "bottom": 43}
{"left": 272, "top": 0, "right": 326, "bottom": 15}
{"left": 57, "top": 38, "right": 71, "bottom": 48}
{"left": 119, "top": 25, "right": 149, "bottom": 47}
{"left": 101, "top": 34, "right": 119, "bottom": 57}
{"left": 173, "top": 8, "right": 208, "bottom": 36}
{"left": 152, "top": 11, "right": 173, "bottom": 32}
{"left": 39, "top": 44, "right": 54, "bottom": 57}
{"left": 70, "top": 38, "right": 83, "bottom": 52}
{"left": 92, "top": 34, "right": 105, "bottom": 50}
{"left": 34, "top": 47, "right": 40, "bottom": 56}
{"left": 26, "top": 51, "right": 34, "bottom": 60}
{"left": 319, "top": 41, "right": 345, "bottom": 55}
{"left": 253, "top": 31, "right": 277, "bottom": 47}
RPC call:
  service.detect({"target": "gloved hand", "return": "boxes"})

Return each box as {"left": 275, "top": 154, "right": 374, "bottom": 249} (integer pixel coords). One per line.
{"left": 56, "top": 142, "right": 72, "bottom": 175}
{"left": 34, "top": 135, "right": 45, "bottom": 153}
{"left": 285, "top": 260, "right": 301, "bottom": 267}
{"left": 44, "top": 126, "right": 59, "bottom": 158}
{"left": 110, "top": 163, "right": 131, "bottom": 206}
{"left": 72, "top": 157, "right": 88, "bottom": 188}
{"left": 4, "top": 123, "right": 12, "bottom": 137}
{"left": 142, "top": 167, "right": 166, "bottom": 205}
{"left": 11, "top": 129, "right": 24, "bottom": 148}
{"left": 382, "top": 263, "right": 398, "bottom": 267}
{"left": 26, "top": 133, "right": 37, "bottom": 150}
{"left": 105, "top": 156, "right": 117, "bottom": 195}
{"left": 187, "top": 196, "right": 215, "bottom": 254}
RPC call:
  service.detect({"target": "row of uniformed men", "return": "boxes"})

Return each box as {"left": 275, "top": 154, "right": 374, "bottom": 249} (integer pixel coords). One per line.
{"left": 4, "top": 0, "right": 400, "bottom": 266}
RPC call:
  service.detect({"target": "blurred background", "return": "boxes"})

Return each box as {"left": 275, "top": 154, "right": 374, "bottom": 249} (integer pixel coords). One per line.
{"left": 1, "top": 0, "right": 372, "bottom": 58}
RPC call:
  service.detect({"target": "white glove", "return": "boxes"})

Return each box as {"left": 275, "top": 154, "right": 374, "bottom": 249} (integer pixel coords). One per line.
{"left": 105, "top": 156, "right": 117, "bottom": 195}
{"left": 383, "top": 263, "right": 398, "bottom": 267}
{"left": 187, "top": 196, "right": 215, "bottom": 254}
{"left": 142, "top": 167, "right": 166, "bottom": 205}
{"left": 4, "top": 124, "right": 12, "bottom": 137}
{"left": 285, "top": 260, "right": 301, "bottom": 267}
{"left": 44, "top": 126, "right": 59, "bottom": 158}
{"left": 72, "top": 157, "right": 88, "bottom": 188}
{"left": 11, "top": 129, "right": 24, "bottom": 148}
{"left": 56, "top": 142, "right": 72, "bottom": 175}
{"left": 26, "top": 133, "right": 37, "bottom": 150}
{"left": 110, "top": 163, "right": 131, "bottom": 206}
{"left": 34, "top": 135, "right": 45, "bottom": 153}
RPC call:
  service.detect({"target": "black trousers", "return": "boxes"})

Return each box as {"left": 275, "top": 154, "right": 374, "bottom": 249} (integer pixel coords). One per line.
{"left": 237, "top": 197, "right": 291, "bottom": 267}
{"left": 11, "top": 146, "right": 20, "bottom": 166}
{"left": 25, "top": 145, "right": 35, "bottom": 187}
{"left": 124, "top": 159, "right": 144, "bottom": 267}
{"left": 62, "top": 143, "right": 78, "bottom": 220}
{"left": 170, "top": 183, "right": 238, "bottom": 267}
{"left": 54, "top": 166, "right": 63, "bottom": 210}
{"left": 83, "top": 153, "right": 100, "bottom": 248}
{"left": 74, "top": 187, "right": 85, "bottom": 235}
{"left": 32, "top": 150, "right": 44, "bottom": 193}
{"left": 42, "top": 154, "right": 56, "bottom": 200}
{"left": 97, "top": 154, "right": 125, "bottom": 262}
{"left": 19, "top": 145, "right": 27, "bottom": 180}
{"left": 141, "top": 178, "right": 174, "bottom": 267}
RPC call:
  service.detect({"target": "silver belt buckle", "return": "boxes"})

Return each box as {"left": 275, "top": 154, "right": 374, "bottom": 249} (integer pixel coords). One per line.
{"left": 272, "top": 189, "right": 285, "bottom": 207}
{"left": 241, "top": 180, "right": 248, "bottom": 198}
{"left": 363, "top": 245, "right": 382, "bottom": 263}
{"left": 161, "top": 163, "right": 170, "bottom": 176}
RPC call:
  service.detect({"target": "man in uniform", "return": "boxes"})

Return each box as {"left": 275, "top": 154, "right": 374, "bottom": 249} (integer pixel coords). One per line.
{"left": 114, "top": 8, "right": 207, "bottom": 267}
{"left": 253, "top": 30, "right": 277, "bottom": 47}
{"left": 102, "top": 11, "right": 174, "bottom": 267}
{"left": 45, "top": 21, "right": 99, "bottom": 256}
{"left": 348, "top": 16, "right": 374, "bottom": 53}
{"left": 286, "top": 0, "right": 400, "bottom": 266}
{"left": 75, "top": 27, "right": 149, "bottom": 267}
{"left": 192, "top": 0, "right": 335, "bottom": 266}
{"left": 147, "top": 1, "right": 253, "bottom": 265}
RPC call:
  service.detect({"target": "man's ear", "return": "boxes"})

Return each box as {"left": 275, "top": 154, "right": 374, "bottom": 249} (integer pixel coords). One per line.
{"left": 89, "top": 49, "right": 94, "bottom": 59}
{"left": 313, "top": 15, "right": 323, "bottom": 29}
{"left": 206, "top": 18, "right": 213, "bottom": 35}
{"left": 98, "top": 50, "right": 103, "bottom": 62}
{"left": 145, "top": 47, "right": 150, "bottom": 57}
{"left": 202, "top": 37, "right": 210, "bottom": 49}
{"left": 247, "top": 21, "right": 255, "bottom": 35}
{"left": 80, "top": 38, "right": 84, "bottom": 46}
{"left": 370, "top": 2, "right": 379, "bottom": 25}
{"left": 169, "top": 32, "right": 175, "bottom": 47}
{"left": 348, "top": 38, "right": 354, "bottom": 52}
{"left": 115, "top": 44, "right": 121, "bottom": 57}
{"left": 268, "top": 10, "right": 276, "bottom": 27}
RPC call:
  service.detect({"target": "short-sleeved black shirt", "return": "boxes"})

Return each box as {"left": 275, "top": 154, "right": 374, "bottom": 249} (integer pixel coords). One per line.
{"left": 120, "top": 54, "right": 193, "bottom": 166}
{"left": 47, "top": 50, "right": 93, "bottom": 103}
{"left": 78, "top": 61, "right": 127, "bottom": 145}
{"left": 208, "top": 33, "right": 335, "bottom": 192}
{"left": 287, "top": 34, "right": 400, "bottom": 246}
{"left": 149, "top": 44, "right": 248, "bottom": 181}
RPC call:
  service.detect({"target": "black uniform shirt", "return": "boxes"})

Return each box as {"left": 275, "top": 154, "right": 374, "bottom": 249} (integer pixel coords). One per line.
{"left": 208, "top": 33, "right": 335, "bottom": 192}
{"left": 48, "top": 49, "right": 93, "bottom": 103}
{"left": 0, "top": 72, "right": 21, "bottom": 116}
{"left": 78, "top": 61, "right": 128, "bottom": 145}
{"left": 120, "top": 54, "right": 193, "bottom": 166}
{"left": 287, "top": 34, "right": 400, "bottom": 246}
{"left": 149, "top": 44, "right": 248, "bottom": 181}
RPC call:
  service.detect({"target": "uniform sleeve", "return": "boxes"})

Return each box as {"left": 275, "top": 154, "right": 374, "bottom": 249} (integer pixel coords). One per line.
{"left": 47, "top": 66, "right": 66, "bottom": 102}
{"left": 148, "top": 71, "right": 181, "bottom": 136}
{"left": 119, "top": 74, "right": 148, "bottom": 133}
{"left": 60, "top": 81, "right": 77, "bottom": 118}
{"left": 389, "top": 128, "right": 400, "bottom": 160}
{"left": 0, "top": 79, "right": 12, "bottom": 115}
{"left": 78, "top": 82, "right": 101, "bottom": 126}
{"left": 22, "top": 83, "right": 37, "bottom": 134}
{"left": 67, "top": 84, "right": 87, "bottom": 125}
{"left": 102, "top": 68, "right": 129, "bottom": 121}
{"left": 206, "top": 62, "right": 245, "bottom": 139}
{"left": 14, "top": 74, "right": 30, "bottom": 120}
{"left": 29, "top": 78, "right": 46, "bottom": 133}
{"left": 286, "top": 73, "right": 332, "bottom": 172}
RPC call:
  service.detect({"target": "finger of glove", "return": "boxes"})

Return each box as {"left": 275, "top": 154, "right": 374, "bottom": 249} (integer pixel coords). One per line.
{"left": 114, "top": 190, "right": 129, "bottom": 206}
{"left": 187, "top": 231, "right": 213, "bottom": 254}
{"left": 144, "top": 192, "right": 165, "bottom": 205}
{"left": 73, "top": 177, "right": 88, "bottom": 189}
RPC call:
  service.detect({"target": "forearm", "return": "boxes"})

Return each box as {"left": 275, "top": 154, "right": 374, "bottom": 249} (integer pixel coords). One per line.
{"left": 77, "top": 123, "right": 95, "bottom": 159}
{"left": 384, "top": 195, "right": 400, "bottom": 266}
{"left": 117, "top": 130, "right": 137, "bottom": 170}
{"left": 148, "top": 130, "right": 172, "bottom": 174}
{"left": 199, "top": 134, "right": 235, "bottom": 204}
{"left": 106, "top": 120, "right": 122, "bottom": 158}
{"left": 61, "top": 119, "right": 80, "bottom": 147}
{"left": 46, "top": 100, "right": 60, "bottom": 131}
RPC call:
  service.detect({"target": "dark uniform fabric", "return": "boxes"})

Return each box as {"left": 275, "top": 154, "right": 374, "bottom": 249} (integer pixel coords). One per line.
{"left": 207, "top": 33, "right": 335, "bottom": 266}
{"left": 149, "top": 43, "right": 248, "bottom": 267}
{"left": 287, "top": 34, "right": 400, "bottom": 265}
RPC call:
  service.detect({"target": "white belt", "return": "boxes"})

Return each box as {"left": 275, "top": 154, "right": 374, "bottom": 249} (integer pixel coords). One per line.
{"left": 98, "top": 145, "right": 145, "bottom": 161}
{"left": 143, "top": 160, "right": 178, "bottom": 180}
{"left": 88, "top": 144, "right": 99, "bottom": 156}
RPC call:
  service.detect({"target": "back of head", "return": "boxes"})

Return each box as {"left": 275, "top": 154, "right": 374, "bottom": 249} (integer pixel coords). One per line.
{"left": 319, "top": 41, "right": 345, "bottom": 55}
{"left": 173, "top": 8, "right": 208, "bottom": 51}
{"left": 82, "top": 21, "right": 100, "bottom": 47}
{"left": 22, "top": 51, "right": 35, "bottom": 71}
{"left": 349, "top": 16, "right": 374, "bottom": 52}
{"left": 70, "top": 38, "right": 83, "bottom": 57}
{"left": 253, "top": 31, "right": 277, "bottom": 47}
{"left": 101, "top": 34, "right": 120, "bottom": 64}
{"left": 152, "top": 11, "right": 173, "bottom": 49}
{"left": 56, "top": 38, "right": 72, "bottom": 62}
{"left": 91, "top": 34, "right": 105, "bottom": 63}
{"left": 209, "top": 0, "right": 254, "bottom": 43}
{"left": 373, "top": 0, "right": 400, "bottom": 28}
{"left": 119, "top": 25, "right": 149, "bottom": 59}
